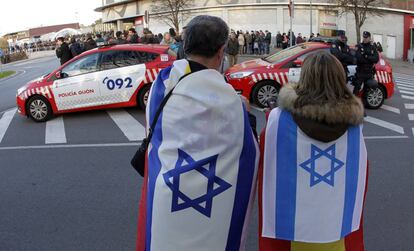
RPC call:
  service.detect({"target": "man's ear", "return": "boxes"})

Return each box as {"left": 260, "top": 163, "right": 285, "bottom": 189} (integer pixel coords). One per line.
{"left": 218, "top": 45, "right": 225, "bottom": 60}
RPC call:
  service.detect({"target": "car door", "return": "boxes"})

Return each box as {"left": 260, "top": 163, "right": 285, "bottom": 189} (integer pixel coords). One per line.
{"left": 98, "top": 50, "right": 146, "bottom": 105}
{"left": 52, "top": 52, "right": 101, "bottom": 111}
{"left": 286, "top": 48, "right": 330, "bottom": 83}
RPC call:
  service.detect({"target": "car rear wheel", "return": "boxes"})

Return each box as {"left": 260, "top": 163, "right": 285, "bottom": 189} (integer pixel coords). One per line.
{"left": 26, "top": 95, "right": 52, "bottom": 122}
{"left": 364, "top": 86, "right": 385, "bottom": 109}
{"left": 138, "top": 84, "right": 151, "bottom": 110}
{"left": 252, "top": 81, "right": 281, "bottom": 108}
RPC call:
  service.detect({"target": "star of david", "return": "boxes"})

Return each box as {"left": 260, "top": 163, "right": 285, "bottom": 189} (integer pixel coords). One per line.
{"left": 299, "top": 144, "right": 344, "bottom": 187}
{"left": 163, "top": 149, "right": 232, "bottom": 218}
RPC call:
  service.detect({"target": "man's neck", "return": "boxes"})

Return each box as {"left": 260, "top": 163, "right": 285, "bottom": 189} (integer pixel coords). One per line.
{"left": 187, "top": 55, "right": 218, "bottom": 71}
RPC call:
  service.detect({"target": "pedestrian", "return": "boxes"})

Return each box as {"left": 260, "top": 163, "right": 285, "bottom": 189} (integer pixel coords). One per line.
{"left": 282, "top": 33, "right": 288, "bottom": 49}
{"left": 251, "top": 30, "right": 256, "bottom": 54}
{"left": 69, "top": 37, "right": 83, "bottom": 57}
{"left": 259, "top": 51, "right": 367, "bottom": 251}
{"left": 353, "top": 31, "right": 379, "bottom": 95}
{"left": 330, "top": 31, "right": 355, "bottom": 78}
{"left": 258, "top": 30, "right": 265, "bottom": 55}
{"left": 83, "top": 35, "right": 97, "bottom": 51}
{"left": 276, "top": 31, "right": 282, "bottom": 48}
{"left": 245, "top": 30, "right": 252, "bottom": 54}
{"left": 265, "top": 30, "right": 271, "bottom": 54}
{"left": 160, "top": 32, "right": 175, "bottom": 45}
{"left": 127, "top": 28, "right": 139, "bottom": 43}
{"left": 238, "top": 31, "right": 245, "bottom": 55}
{"left": 95, "top": 34, "right": 105, "bottom": 46}
{"left": 227, "top": 32, "right": 239, "bottom": 67}
{"left": 376, "top": 42, "right": 383, "bottom": 53}
{"left": 55, "top": 37, "right": 72, "bottom": 65}
{"left": 111, "top": 31, "right": 127, "bottom": 44}
{"left": 135, "top": 15, "right": 258, "bottom": 251}
{"left": 296, "top": 33, "right": 304, "bottom": 44}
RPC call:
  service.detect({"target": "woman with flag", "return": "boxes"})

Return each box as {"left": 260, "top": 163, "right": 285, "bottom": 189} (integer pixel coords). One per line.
{"left": 259, "top": 51, "right": 368, "bottom": 251}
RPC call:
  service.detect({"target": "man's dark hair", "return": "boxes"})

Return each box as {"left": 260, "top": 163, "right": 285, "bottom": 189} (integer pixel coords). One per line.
{"left": 184, "top": 15, "right": 229, "bottom": 58}
{"left": 129, "top": 28, "right": 136, "bottom": 33}
{"left": 56, "top": 37, "right": 64, "bottom": 42}
{"left": 116, "top": 31, "right": 123, "bottom": 38}
{"left": 96, "top": 34, "right": 102, "bottom": 38}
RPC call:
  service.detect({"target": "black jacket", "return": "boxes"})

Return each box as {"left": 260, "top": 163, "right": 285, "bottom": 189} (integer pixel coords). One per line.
{"left": 83, "top": 39, "right": 97, "bottom": 51}
{"left": 227, "top": 38, "right": 239, "bottom": 55}
{"left": 265, "top": 32, "right": 272, "bottom": 44}
{"left": 69, "top": 42, "right": 83, "bottom": 57}
{"left": 355, "top": 42, "right": 379, "bottom": 76}
{"left": 56, "top": 42, "right": 73, "bottom": 65}
{"left": 330, "top": 40, "right": 354, "bottom": 73}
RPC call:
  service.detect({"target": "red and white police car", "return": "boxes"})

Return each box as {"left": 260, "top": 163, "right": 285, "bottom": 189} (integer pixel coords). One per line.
{"left": 16, "top": 44, "right": 175, "bottom": 122}
{"left": 225, "top": 42, "right": 395, "bottom": 108}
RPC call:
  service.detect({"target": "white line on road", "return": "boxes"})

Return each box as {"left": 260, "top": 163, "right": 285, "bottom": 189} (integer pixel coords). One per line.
{"left": 107, "top": 109, "right": 146, "bottom": 141}
{"left": 363, "top": 136, "right": 409, "bottom": 139}
{"left": 364, "top": 116, "right": 405, "bottom": 134}
{"left": 409, "top": 114, "right": 414, "bottom": 121}
{"left": 401, "top": 95, "right": 414, "bottom": 100}
{"left": 399, "top": 90, "right": 414, "bottom": 95}
{"left": 0, "top": 108, "right": 16, "bottom": 143}
{"left": 397, "top": 85, "right": 414, "bottom": 91}
{"left": 395, "top": 77, "right": 414, "bottom": 82}
{"left": 0, "top": 142, "right": 141, "bottom": 151}
{"left": 404, "top": 104, "right": 414, "bottom": 109}
{"left": 396, "top": 79, "right": 414, "bottom": 85}
{"left": 413, "top": 128, "right": 414, "bottom": 137}
{"left": 45, "top": 116, "right": 67, "bottom": 144}
{"left": 380, "top": 105, "right": 400, "bottom": 114}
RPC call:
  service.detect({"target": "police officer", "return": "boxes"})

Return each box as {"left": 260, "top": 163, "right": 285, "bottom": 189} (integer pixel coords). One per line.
{"left": 330, "top": 30, "right": 355, "bottom": 78}
{"left": 353, "top": 31, "right": 379, "bottom": 95}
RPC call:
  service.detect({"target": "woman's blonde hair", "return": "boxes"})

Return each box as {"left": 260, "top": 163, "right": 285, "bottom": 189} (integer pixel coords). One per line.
{"left": 294, "top": 51, "right": 354, "bottom": 108}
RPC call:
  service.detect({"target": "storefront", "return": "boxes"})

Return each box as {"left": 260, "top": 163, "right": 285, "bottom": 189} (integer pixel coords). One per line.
{"left": 403, "top": 14, "right": 414, "bottom": 60}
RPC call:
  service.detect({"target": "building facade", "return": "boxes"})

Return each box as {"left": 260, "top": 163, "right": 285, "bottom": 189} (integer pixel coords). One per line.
{"left": 95, "top": 0, "right": 414, "bottom": 59}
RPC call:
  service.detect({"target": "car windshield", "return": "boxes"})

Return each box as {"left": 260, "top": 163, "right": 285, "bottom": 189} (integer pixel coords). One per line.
{"left": 263, "top": 44, "right": 308, "bottom": 64}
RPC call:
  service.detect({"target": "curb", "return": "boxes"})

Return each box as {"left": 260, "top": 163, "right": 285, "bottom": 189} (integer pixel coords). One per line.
{"left": 0, "top": 70, "right": 21, "bottom": 83}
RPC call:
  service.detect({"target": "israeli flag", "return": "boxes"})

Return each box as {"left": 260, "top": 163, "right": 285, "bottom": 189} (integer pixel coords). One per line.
{"left": 262, "top": 108, "right": 367, "bottom": 243}
{"left": 144, "top": 60, "right": 259, "bottom": 251}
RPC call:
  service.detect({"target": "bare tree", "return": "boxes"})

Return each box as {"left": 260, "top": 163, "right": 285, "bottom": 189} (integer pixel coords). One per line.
{"left": 151, "top": 0, "right": 194, "bottom": 33}
{"left": 330, "top": 0, "right": 385, "bottom": 42}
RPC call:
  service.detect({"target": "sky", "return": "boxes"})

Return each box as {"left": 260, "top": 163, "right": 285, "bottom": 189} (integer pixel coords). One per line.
{"left": 0, "top": 0, "right": 102, "bottom": 36}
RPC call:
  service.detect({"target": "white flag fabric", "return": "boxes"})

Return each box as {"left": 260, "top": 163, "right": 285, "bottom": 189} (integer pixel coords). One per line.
{"left": 262, "top": 108, "right": 367, "bottom": 243}
{"left": 144, "top": 60, "right": 259, "bottom": 251}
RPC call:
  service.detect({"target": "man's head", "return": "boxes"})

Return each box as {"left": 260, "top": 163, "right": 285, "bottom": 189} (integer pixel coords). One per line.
{"left": 129, "top": 28, "right": 136, "bottom": 36}
{"left": 184, "top": 15, "right": 229, "bottom": 71}
{"left": 116, "top": 31, "right": 123, "bottom": 39}
{"left": 56, "top": 37, "right": 64, "bottom": 45}
{"left": 362, "top": 31, "right": 371, "bottom": 43}
{"left": 96, "top": 34, "right": 102, "bottom": 39}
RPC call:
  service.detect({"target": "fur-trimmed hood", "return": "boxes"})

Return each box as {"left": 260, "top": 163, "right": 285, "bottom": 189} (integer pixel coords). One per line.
{"left": 278, "top": 83, "right": 364, "bottom": 125}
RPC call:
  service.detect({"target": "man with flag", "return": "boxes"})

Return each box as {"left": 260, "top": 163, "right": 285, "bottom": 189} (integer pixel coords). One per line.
{"left": 136, "top": 15, "right": 259, "bottom": 251}
{"left": 258, "top": 51, "right": 368, "bottom": 251}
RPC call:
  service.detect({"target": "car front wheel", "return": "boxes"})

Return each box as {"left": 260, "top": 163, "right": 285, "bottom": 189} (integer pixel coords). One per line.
{"left": 26, "top": 95, "right": 52, "bottom": 122}
{"left": 364, "top": 86, "right": 385, "bottom": 109}
{"left": 252, "top": 81, "right": 281, "bottom": 108}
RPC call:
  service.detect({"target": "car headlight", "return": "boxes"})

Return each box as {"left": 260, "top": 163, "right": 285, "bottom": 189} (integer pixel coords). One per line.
{"left": 17, "top": 87, "right": 27, "bottom": 96}
{"left": 229, "top": 71, "right": 254, "bottom": 79}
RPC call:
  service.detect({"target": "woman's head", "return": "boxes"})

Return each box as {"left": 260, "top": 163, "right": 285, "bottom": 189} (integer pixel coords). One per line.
{"left": 164, "top": 32, "right": 171, "bottom": 41}
{"left": 294, "top": 51, "right": 353, "bottom": 108}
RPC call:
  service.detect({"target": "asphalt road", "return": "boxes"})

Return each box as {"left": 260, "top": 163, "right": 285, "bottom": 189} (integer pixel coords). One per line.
{"left": 0, "top": 56, "right": 414, "bottom": 251}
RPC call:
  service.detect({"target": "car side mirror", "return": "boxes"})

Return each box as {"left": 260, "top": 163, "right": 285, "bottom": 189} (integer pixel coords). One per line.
{"left": 293, "top": 59, "right": 303, "bottom": 67}
{"left": 55, "top": 71, "right": 62, "bottom": 79}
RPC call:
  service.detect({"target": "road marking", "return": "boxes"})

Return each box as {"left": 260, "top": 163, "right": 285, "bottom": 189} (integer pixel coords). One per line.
{"left": 0, "top": 108, "right": 16, "bottom": 143}
{"left": 396, "top": 83, "right": 414, "bottom": 88}
{"left": 402, "top": 95, "right": 414, "bottom": 100}
{"left": 0, "top": 142, "right": 142, "bottom": 151}
{"left": 45, "top": 116, "right": 67, "bottom": 144}
{"left": 364, "top": 116, "right": 405, "bottom": 134}
{"left": 395, "top": 78, "right": 414, "bottom": 84}
{"left": 380, "top": 105, "right": 400, "bottom": 114}
{"left": 107, "top": 109, "right": 146, "bottom": 141}
{"left": 413, "top": 128, "right": 414, "bottom": 137}
{"left": 363, "top": 136, "right": 409, "bottom": 139}
{"left": 409, "top": 114, "right": 414, "bottom": 121}
{"left": 399, "top": 90, "right": 414, "bottom": 95}
{"left": 404, "top": 104, "right": 414, "bottom": 109}
{"left": 397, "top": 85, "right": 414, "bottom": 91}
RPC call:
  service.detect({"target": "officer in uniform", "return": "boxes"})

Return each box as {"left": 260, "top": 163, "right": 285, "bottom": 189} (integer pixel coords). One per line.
{"left": 330, "top": 30, "right": 355, "bottom": 78}
{"left": 353, "top": 31, "right": 379, "bottom": 95}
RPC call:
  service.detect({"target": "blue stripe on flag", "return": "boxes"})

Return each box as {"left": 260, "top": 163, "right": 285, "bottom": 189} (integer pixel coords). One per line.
{"left": 341, "top": 125, "right": 360, "bottom": 237}
{"left": 225, "top": 106, "right": 257, "bottom": 251}
{"left": 146, "top": 67, "right": 172, "bottom": 251}
{"left": 275, "top": 110, "right": 297, "bottom": 240}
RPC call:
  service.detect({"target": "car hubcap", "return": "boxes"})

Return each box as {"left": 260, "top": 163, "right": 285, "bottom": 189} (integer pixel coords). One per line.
{"left": 29, "top": 99, "right": 48, "bottom": 120}
{"left": 143, "top": 90, "right": 149, "bottom": 106}
{"left": 257, "top": 85, "right": 278, "bottom": 106}
{"left": 366, "top": 88, "right": 383, "bottom": 107}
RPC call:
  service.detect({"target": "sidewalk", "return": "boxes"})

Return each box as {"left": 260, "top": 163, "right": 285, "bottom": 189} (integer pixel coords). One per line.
{"left": 27, "top": 50, "right": 55, "bottom": 60}
{"left": 388, "top": 59, "right": 414, "bottom": 76}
